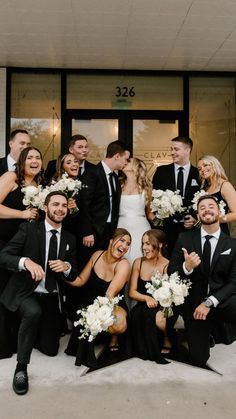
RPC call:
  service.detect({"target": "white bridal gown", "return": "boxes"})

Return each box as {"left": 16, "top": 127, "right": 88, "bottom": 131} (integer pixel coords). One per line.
{"left": 118, "top": 192, "right": 151, "bottom": 265}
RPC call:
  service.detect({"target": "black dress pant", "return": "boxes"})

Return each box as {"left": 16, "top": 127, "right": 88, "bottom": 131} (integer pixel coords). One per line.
{"left": 184, "top": 295, "right": 236, "bottom": 367}
{"left": 17, "top": 293, "right": 62, "bottom": 364}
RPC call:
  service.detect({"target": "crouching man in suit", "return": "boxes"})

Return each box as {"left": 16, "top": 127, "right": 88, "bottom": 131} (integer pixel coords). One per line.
{"left": 168, "top": 194, "right": 236, "bottom": 368}
{"left": 0, "top": 191, "right": 77, "bottom": 395}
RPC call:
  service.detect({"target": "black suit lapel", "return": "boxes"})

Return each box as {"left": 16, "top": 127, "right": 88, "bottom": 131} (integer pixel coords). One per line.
{"left": 210, "top": 232, "right": 228, "bottom": 273}
{"left": 169, "top": 164, "right": 176, "bottom": 190}
{"left": 38, "top": 223, "right": 46, "bottom": 267}
{"left": 58, "top": 230, "right": 67, "bottom": 260}
{"left": 185, "top": 166, "right": 194, "bottom": 198}
{"left": 98, "top": 162, "right": 110, "bottom": 203}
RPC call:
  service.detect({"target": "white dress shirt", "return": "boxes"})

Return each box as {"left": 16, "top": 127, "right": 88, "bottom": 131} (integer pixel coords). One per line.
{"left": 183, "top": 226, "right": 221, "bottom": 307}
{"left": 7, "top": 154, "right": 17, "bottom": 171}
{"left": 19, "top": 220, "right": 71, "bottom": 294}
{"left": 101, "top": 160, "right": 115, "bottom": 223}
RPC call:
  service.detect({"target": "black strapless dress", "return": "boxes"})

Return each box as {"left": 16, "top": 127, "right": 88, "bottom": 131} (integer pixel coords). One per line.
{"left": 130, "top": 277, "right": 169, "bottom": 364}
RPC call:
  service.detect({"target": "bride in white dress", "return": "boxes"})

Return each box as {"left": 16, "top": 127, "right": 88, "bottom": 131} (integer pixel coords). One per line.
{"left": 118, "top": 158, "right": 155, "bottom": 265}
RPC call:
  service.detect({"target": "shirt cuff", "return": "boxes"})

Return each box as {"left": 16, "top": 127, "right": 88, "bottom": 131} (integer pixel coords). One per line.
{"left": 183, "top": 262, "right": 193, "bottom": 275}
{"left": 19, "top": 257, "right": 28, "bottom": 271}
{"left": 63, "top": 262, "right": 71, "bottom": 277}
{"left": 208, "top": 296, "right": 219, "bottom": 307}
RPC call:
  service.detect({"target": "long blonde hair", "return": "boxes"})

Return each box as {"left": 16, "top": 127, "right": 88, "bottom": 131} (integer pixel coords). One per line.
{"left": 120, "top": 157, "right": 152, "bottom": 203}
{"left": 198, "top": 155, "right": 228, "bottom": 189}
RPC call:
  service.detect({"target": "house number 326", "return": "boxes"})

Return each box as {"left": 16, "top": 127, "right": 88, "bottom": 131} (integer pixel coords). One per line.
{"left": 115, "top": 86, "right": 135, "bottom": 97}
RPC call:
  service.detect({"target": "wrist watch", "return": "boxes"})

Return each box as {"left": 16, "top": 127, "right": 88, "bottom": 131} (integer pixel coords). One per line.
{"left": 204, "top": 298, "right": 214, "bottom": 308}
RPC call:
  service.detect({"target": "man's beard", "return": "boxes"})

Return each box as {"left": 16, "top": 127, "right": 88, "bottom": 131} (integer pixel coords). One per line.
{"left": 47, "top": 209, "right": 66, "bottom": 225}
{"left": 199, "top": 213, "right": 219, "bottom": 225}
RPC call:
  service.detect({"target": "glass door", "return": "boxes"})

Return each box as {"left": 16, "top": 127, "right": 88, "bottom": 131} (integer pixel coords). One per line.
{"left": 66, "top": 111, "right": 185, "bottom": 166}
{"left": 72, "top": 118, "right": 119, "bottom": 163}
{"left": 133, "top": 119, "right": 179, "bottom": 179}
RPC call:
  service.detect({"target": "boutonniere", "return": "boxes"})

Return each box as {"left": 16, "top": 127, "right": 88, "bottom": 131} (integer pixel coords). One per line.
{"left": 66, "top": 244, "right": 70, "bottom": 251}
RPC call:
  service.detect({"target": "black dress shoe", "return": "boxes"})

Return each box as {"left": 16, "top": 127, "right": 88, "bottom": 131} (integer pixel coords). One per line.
{"left": 12, "top": 370, "right": 28, "bottom": 395}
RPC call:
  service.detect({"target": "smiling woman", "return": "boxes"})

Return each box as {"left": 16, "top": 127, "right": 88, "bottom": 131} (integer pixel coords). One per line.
{"left": 65, "top": 227, "right": 132, "bottom": 367}
{"left": 0, "top": 146, "right": 43, "bottom": 359}
{"left": 197, "top": 155, "right": 236, "bottom": 235}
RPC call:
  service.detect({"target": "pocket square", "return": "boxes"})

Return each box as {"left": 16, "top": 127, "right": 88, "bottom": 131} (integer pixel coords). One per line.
{"left": 66, "top": 244, "right": 70, "bottom": 251}
{"left": 220, "top": 249, "right": 231, "bottom": 255}
{"left": 191, "top": 179, "right": 198, "bottom": 186}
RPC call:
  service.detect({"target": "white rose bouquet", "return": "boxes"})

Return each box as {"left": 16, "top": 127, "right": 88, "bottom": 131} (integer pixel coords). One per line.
{"left": 49, "top": 173, "right": 82, "bottom": 214}
{"left": 22, "top": 185, "right": 50, "bottom": 210}
{"left": 191, "top": 190, "right": 226, "bottom": 216}
{"left": 74, "top": 295, "right": 123, "bottom": 342}
{"left": 145, "top": 271, "right": 191, "bottom": 317}
{"left": 151, "top": 189, "right": 185, "bottom": 226}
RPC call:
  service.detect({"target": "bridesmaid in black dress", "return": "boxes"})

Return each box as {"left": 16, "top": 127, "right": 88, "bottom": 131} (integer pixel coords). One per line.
{"left": 0, "top": 147, "right": 43, "bottom": 358}
{"left": 129, "top": 229, "right": 171, "bottom": 364}
{"left": 65, "top": 228, "right": 131, "bottom": 367}
{"left": 50, "top": 153, "right": 80, "bottom": 232}
{"left": 197, "top": 155, "right": 236, "bottom": 344}
{"left": 197, "top": 155, "right": 236, "bottom": 234}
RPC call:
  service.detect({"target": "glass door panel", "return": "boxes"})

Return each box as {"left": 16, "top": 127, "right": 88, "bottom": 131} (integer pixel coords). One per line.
{"left": 72, "top": 118, "right": 118, "bottom": 164}
{"left": 133, "top": 119, "right": 179, "bottom": 179}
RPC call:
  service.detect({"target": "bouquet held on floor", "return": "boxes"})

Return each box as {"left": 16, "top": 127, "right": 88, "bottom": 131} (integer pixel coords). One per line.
{"left": 74, "top": 295, "right": 123, "bottom": 342}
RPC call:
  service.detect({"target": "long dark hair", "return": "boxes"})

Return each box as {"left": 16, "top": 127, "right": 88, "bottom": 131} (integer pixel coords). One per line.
{"left": 53, "top": 153, "right": 78, "bottom": 181}
{"left": 142, "top": 229, "right": 168, "bottom": 257}
{"left": 16, "top": 147, "right": 43, "bottom": 186}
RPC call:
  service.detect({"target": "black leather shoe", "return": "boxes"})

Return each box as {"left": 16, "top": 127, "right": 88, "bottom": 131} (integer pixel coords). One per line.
{"left": 12, "top": 370, "right": 28, "bottom": 395}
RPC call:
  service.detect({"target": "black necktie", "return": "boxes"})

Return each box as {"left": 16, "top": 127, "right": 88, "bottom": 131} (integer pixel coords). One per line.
{"left": 78, "top": 166, "right": 83, "bottom": 178}
{"left": 202, "top": 235, "right": 213, "bottom": 276}
{"left": 45, "top": 229, "right": 58, "bottom": 293}
{"left": 109, "top": 173, "right": 116, "bottom": 226}
{"left": 177, "top": 167, "right": 184, "bottom": 197}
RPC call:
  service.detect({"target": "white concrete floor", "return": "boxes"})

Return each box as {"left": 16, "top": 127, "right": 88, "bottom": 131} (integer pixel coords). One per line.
{"left": 0, "top": 336, "right": 236, "bottom": 419}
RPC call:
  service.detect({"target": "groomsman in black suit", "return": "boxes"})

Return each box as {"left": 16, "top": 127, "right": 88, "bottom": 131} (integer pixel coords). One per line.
{"left": 80, "top": 140, "right": 130, "bottom": 257}
{"left": 168, "top": 195, "right": 236, "bottom": 367}
{"left": 0, "top": 129, "right": 31, "bottom": 176}
{"left": 0, "top": 191, "right": 77, "bottom": 395}
{"left": 152, "top": 136, "right": 200, "bottom": 254}
{"left": 44, "top": 134, "right": 94, "bottom": 183}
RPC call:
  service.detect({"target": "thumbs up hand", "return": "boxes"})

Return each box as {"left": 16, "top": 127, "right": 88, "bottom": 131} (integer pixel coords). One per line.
{"left": 182, "top": 247, "right": 201, "bottom": 271}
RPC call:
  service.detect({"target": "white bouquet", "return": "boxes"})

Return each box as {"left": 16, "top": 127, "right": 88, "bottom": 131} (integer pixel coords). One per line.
{"left": 74, "top": 295, "right": 123, "bottom": 342}
{"left": 49, "top": 173, "right": 82, "bottom": 213}
{"left": 151, "top": 189, "right": 185, "bottom": 226}
{"left": 22, "top": 185, "right": 50, "bottom": 210}
{"left": 191, "top": 190, "right": 226, "bottom": 216}
{"left": 145, "top": 271, "right": 191, "bottom": 317}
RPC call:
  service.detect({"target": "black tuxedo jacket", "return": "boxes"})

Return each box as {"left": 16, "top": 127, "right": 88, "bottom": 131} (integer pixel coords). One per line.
{"left": 80, "top": 162, "right": 121, "bottom": 239}
{"left": 0, "top": 221, "right": 77, "bottom": 312}
{"left": 0, "top": 157, "right": 8, "bottom": 176}
{"left": 44, "top": 159, "right": 94, "bottom": 184}
{"left": 168, "top": 229, "right": 236, "bottom": 317}
{"left": 152, "top": 163, "right": 200, "bottom": 207}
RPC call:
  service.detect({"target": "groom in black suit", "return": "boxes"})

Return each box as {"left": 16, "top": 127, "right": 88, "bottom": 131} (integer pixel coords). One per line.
{"left": 0, "top": 191, "right": 77, "bottom": 395}
{"left": 168, "top": 195, "right": 236, "bottom": 367}
{"left": 80, "top": 140, "right": 130, "bottom": 260}
{"left": 152, "top": 136, "right": 200, "bottom": 254}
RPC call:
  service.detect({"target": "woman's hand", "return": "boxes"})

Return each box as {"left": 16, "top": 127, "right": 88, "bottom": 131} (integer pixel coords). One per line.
{"left": 68, "top": 198, "right": 77, "bottom": 210}
{"left": 145, "top": 295, "right": 158, "bottom": 308}
{"left": 22, "top": 207, "right": 38, "bottom": 220}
